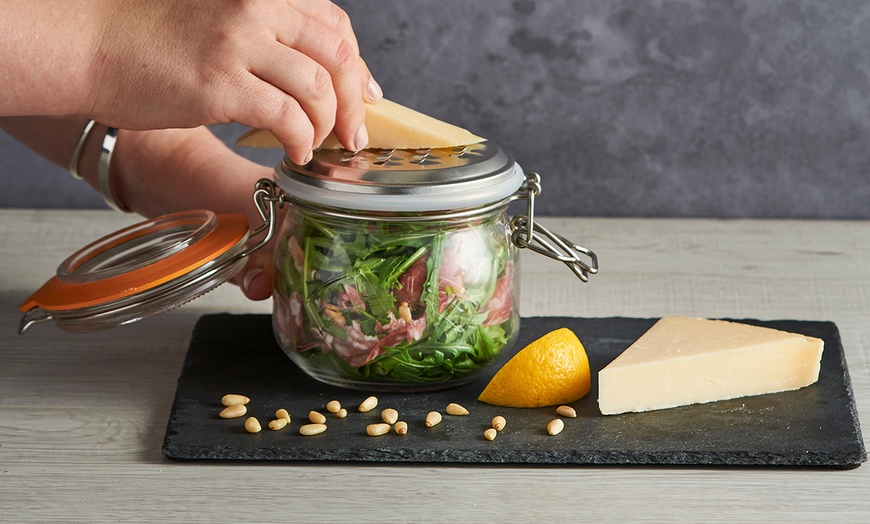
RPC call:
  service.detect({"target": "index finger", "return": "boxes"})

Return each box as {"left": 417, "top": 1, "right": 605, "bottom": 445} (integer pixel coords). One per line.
{"left": 279, "top": 12, "right": 368, "bottom": 150}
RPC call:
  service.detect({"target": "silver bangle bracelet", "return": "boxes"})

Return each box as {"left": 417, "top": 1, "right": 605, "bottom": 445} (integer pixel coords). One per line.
{"left": 97, "top": 127, "right": 131, "bottom": 213}
{"left": 68, "top": 119, "right": 97, "bottom": 180}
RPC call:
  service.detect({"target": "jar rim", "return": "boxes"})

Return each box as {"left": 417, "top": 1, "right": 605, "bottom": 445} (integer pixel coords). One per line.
{"left": 273, "top": 142, "right": 526, "bottom": 212}
{"left": 285, "top": 193, "right": 520, "bottom": 223}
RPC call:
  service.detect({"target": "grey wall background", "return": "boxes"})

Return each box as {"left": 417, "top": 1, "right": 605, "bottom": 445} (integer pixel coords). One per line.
{"left": 2, "top": 0, "right": 869, "bottom": 218}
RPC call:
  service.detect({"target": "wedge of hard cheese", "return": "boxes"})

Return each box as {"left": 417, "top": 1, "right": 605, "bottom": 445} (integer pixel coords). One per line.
{"left": 235, "top": 98, "right": 485, "bottom": 150}
{"left": 598, "top": 316, "right": 824, "bottom": 415}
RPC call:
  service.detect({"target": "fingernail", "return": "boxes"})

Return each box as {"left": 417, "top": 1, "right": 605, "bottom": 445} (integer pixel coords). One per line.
{"left": 242, "top": 266, "right": 264, "bottom": 296}
{"left": 367, "top": 77, "right": 383, "bottom": 102}
{"left": 353, "top": 124, "right": 368, "bottom": 152}
{"left": 302, "top": 150, "right": 313, "bottom": 164}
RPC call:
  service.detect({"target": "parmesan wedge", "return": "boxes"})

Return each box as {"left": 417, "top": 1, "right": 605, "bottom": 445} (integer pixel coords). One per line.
{"left": 235, "top": 98, "right": 485, "bottom": 150}
{"left": 598, "top": 316, "right": 824, "bottom": 415}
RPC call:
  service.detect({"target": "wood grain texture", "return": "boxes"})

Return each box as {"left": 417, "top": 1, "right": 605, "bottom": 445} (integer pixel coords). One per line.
{"left": 1, "top": 210, "right": 868, "bottom": 522}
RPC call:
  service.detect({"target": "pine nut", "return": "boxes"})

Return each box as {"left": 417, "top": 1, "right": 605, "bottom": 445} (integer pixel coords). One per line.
{"left": 394, "top": 421, "right": 408, "bottom": 435}
{"left": 556, "top": 405, "right": 577, "bottom": 418}
{"left": 484, "top": 428, "right": 498, "bottom": 441}
{"left": 492, "top": 416, "right": 506, "bottom": 432}
{"left": 299, "top": 423, "right": 327, "bottom": 436}
{"left": 398, "top": 302, "right": 413, "bottom": 324}
{"left": 425, "top": 411, "right": 442, "bottom": 427}
{"left": 269, "top": 418, "right": 288, "bottom": 431}
{"left": 358, "top": 396, "right": 378, "bottom": 412}
{"left": 309, "top": 410, "right": 326, "bottom": 424}
{"left": 381, "top": 408, "right": 399, "bottom": 425}
{"left": 324, "top": 305, "right": 346, "bottom": 326}
{"left": 326, "top": 400, "right": 342, "bottom": 413}
{"left": 219, "top": 404, "right": 247, "bottom": 419}
{"left": 275, "top": 409, "right": 291, "bottom": 422}
{"left": 547, "top": 418, "right": 565, "bottom": 436}
{"left": 446, "top": 403, "right": 469, "bottom": 416}
{"left": 366, "top": 423, "right": 392, "bottom": 436}
{"left": 244, "top": 417, "right": 261, "bottom": 434}
{"left": 221, "top": 394, "right": 250, "bottom": 407}
{"left": 336, "top": 408, "right": 348, "bottom": 419}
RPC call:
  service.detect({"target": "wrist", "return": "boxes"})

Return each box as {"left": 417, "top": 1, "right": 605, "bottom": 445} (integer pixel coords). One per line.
{"left": 112, "top": 127, "right": 269, "bottom": 219}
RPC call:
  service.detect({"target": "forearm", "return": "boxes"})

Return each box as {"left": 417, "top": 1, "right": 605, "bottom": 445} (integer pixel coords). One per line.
{"left": 0, "top": 116, "right": 91, "bottom": 167}
{"left": 113, "top": 127, "right": 273, "bottom": 222}
{"left": 0, "top": 0, "right": 101, "bottom": 116}
{"left": 1, "top": 117, "right": 272, "bottom": 225}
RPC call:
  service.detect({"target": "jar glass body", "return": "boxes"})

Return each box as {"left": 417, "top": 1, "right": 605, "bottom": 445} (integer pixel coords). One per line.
{"left": 272, "top": 201, "right": 520, "bottom": 391}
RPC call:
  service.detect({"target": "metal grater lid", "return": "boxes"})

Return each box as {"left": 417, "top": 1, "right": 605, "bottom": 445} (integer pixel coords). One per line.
{"left": 273, "top": 141, "right": 526, "bottom": 212}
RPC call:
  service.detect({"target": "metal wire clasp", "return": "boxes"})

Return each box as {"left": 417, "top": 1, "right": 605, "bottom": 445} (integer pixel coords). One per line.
{"left": 241, "top": 178, "right": 284, "bottom": 258}
{"left": 510, "top": 173, "right": 599, "bottom": 282}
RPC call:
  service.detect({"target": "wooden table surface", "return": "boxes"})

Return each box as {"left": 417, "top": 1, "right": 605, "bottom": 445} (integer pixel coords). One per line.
{"left": 1, "top": 209, "right": 868, "bottom": 522}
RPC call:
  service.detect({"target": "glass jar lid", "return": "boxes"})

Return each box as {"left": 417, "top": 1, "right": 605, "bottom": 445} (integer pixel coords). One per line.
{"left": 274, "top": 141, "right": 526, "bottom": 212}
{"left": 19, "top": 210, "right": 251, "bottom": 334}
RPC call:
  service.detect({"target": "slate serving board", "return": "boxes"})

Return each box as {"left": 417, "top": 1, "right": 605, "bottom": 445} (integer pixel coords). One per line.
{"left": 162, "top": 315, "right": 866, "bottom": 467}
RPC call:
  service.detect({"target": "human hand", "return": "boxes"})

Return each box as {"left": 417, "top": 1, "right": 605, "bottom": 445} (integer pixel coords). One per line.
{"left": 86, "top": 0, "right": 381, "bottom": 164}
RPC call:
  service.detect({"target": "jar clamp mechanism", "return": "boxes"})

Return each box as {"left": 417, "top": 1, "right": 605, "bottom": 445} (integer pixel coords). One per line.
{"left": 509, "top": 172, "right": 598, "bottom": 282}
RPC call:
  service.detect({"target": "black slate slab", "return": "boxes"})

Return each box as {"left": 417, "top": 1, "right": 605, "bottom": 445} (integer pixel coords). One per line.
{"left": 162, "top": 315, "right": 866, "bottom": 467}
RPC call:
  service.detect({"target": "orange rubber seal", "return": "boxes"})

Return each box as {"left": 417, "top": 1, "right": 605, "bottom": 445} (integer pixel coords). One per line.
{"left": 20, "top": 213, "right": 249, "bottom": 312}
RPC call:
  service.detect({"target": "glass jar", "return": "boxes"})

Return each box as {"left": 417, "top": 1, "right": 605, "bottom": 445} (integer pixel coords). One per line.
{"left": 272, "top": 194, "right": 519, "bottom": 391}
{"left": 268, "top": 143, "right": 597, "bottom": 391}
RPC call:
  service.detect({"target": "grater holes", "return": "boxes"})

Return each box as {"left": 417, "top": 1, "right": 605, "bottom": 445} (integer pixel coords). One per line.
{"left": 372, "top": 149, "right": 401, "bottom": 166}
{"left": 410, "top": 149, "right": 442, "bottom": 166}
{"left": 339, "top": 150, "right": 360, "bottom": 163}
{"left": 450, "top": 145, "right": 470, "bottom": 157}
{"left": 449, "top": 143, "right": 485, "bottom": 159}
